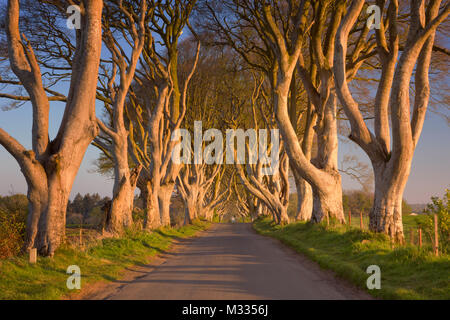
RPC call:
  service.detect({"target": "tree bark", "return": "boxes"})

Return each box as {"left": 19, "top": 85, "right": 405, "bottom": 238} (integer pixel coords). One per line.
{"left": 106, "top": 137, "right": 142, "bottom": 233}
{"left": 184, "top": 197, "right": 198, "bottom": 225}
{"left": 369, "top": 162, "right": 408, "bottom": 242}
{"left": 141, "top": 179, "right": 161, "bottom": 230}
{"left": 158, "top": 183, "right": 173, "bottom": 226}
{"left": 294, "top": 171, "right": 313, "bottom": 221}
{"left": 107, "top": 137, "right": 133, "bottom": 233}
{"left": 311, "top": 174, "right": 343, "bottom": 223}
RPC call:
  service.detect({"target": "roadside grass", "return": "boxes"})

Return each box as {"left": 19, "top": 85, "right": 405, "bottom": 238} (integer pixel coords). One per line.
{"left": 253, "top": 217, "right": 449, "bottom": 300}
{"left": 0, "top": 220, "right": 210, "bottom": 300}
{"left": 346, "top": 214, "right": 433, "bottom": 246}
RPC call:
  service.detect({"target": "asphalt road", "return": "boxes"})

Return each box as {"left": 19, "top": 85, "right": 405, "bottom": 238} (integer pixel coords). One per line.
{"left": 106, "top": 223, "right": 370, "bottom": 300}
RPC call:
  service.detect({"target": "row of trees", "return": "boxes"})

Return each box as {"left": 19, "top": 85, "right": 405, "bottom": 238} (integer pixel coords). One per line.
{"left": 67, "top": 193, "right": 110, "bottom": 223}
{"left": 0, "top": 0, "right": 448, "bottom": 256}
{"left": 196, "top": 0, "right": 449, "bottom": 243}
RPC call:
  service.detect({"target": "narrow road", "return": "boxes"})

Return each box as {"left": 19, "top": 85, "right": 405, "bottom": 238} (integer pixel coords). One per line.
{"left": 105, "top": 223, "right": 371, "bottom": 300}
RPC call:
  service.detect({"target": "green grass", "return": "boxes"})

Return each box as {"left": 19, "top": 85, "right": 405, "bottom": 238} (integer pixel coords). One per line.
{"left": 0, "top": 220, "right": 210, "bottom": 300}
{"left": 346, "top": 214, "right": 433, "bottom": 246}
{"left": 253, "top": 217, "right": 450, "bottom": 300}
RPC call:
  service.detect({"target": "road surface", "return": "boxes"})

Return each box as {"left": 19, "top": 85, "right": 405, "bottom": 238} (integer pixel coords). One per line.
{"left": 104, "top": 223, "right": 371, "bottom": 300}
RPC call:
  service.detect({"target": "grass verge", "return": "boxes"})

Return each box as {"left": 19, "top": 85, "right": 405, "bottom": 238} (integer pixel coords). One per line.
{"left": 0, "top": 220, "right": 210, "bottom": 299}
{"left": 253, "top": 217, "right": 449, "bottom": 300}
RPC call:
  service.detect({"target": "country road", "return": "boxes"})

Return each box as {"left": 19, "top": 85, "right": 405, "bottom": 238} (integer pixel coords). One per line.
{"left": 101, "top": 223, "right": 371, "bottom": 300}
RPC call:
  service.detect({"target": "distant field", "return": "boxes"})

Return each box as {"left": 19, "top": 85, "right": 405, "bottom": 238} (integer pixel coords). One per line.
{"left": 410, "top": 204, "right": 427, "bottom": 213}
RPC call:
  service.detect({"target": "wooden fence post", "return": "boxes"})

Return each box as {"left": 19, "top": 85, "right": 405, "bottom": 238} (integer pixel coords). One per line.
{"left": 29, "top": 248, "right": 37, "bottom": 264}
{"left": 434, "top": 214, "right": 439, "bottom": 256}
{"left": 79, "top": 228, "right": 83, "bottom": 247}
{"left": 360, "top": 210, "right": 363, "bottom": 230}
{"left": 418, "top": 228, "right": 422, "bottom": 248}
{"left": 348, "top": 210, "right": 351, "bottom": 226}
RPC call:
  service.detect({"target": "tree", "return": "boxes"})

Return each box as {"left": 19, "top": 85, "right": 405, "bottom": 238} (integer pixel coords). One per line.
{"left": 232, "top": 73, "right": 290, "bottom": 224}
{"left": 126, "top": 22, "right": 200, "bottom": 229}
{"left": 333, "top": 0, "right": 450, "bottom": 241}
{"left": 177, "top": 164, "right": 232, "bottom": 223}
{"left": 199, "top": 0, "right": 355, "bottom": 223}
{"left": 148, "top": 1, "right": 199, "bottom": 227}
{"left": 0, "top": 0, "right": 103, "bottom": 256}
{"left": 95, "top": 0, "right": 147, "bottom": 233}
{"left": 93, "top": 1, "right": 200, "bottom": 229}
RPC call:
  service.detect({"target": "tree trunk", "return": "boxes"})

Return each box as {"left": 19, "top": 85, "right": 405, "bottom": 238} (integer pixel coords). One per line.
{"left": 158, "top": 183, "right": 173, "bottom": 227}
{"left": 142, "top": 180, "right": 161, "bottom": 230}
{"left": 311, "top": 174, "right": 344, "bottom": 223}
{"left": 251, "top": 198, "right": 263, "bottom": 220}
{"left": 275, "top": 77, "right": 344, "bottom": 223}
{"left": 107, "top": 181, "right": 134, "bottom": 233}
{"left": 37, "top": 178, "right": 69, "bottom": 255}
{"left": 310, "top": 92, "right": 345, "bottom": 223}
{"left": 37, "top": 155, "right": 94, "bottom": 256}
{"left": 293, "top": 170, "right": 313, "bottom": 221}
{"left": 204, "top": 209, "right": 214, "bottom": 221}
{"left": 369, "top": 163, "right": 407, "bottom": 242}
{"left": 277, "top": 205, "right": 290, "bottom": 225}
{"left": 184, "top": 197, "right": 197, "bottom": 225}
{"left": 2, "top": 0, "right": 103, "bottom": 256}
{"left": 23, "top": 176, "right": 48, "bottom": 251}
{"left": 107, "top": 137, "right": 133, "bottom": 233}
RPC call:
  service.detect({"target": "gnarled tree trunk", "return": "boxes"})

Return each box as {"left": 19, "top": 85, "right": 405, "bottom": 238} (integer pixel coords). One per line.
{"left": 293, "top": 168, "right": 313, "bottom": 221}
{"left": 96, "top": 2, "right": 147, "bottom": 234}
{"left": 333, "top": 0, "right": 449, "bottom": 241}
{"left": 140, "top": 178, "right": 161, "bottom": 230}
{"left": 275, "top": 77, "right": 345, "bottom": 223}
{"left": 158, "top": 183, "right": 174, "bottom": 226}
{"left": 369, "top": 161, "right": 409, "bottom": 242}
{"left": 1, "top": 0, "right": 103, "bottom": 256}
{"left": 106, "top": 137, "right": 142, "bottom": 233}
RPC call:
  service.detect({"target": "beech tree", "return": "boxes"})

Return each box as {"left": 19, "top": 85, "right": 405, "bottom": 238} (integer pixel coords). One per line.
{"left": 94, "top": 1, "right": 200, "bottom": 229}
{"left": 199, "top": 0, "right": 346, "bottom": 222}
{"left": 333, "top": 0, "right": 450, "bottom": 241}
{"left": 147, "top": 0, "right": 199, "bottom": 227}
{"left": 235, "top": 149, "right": 290, "bottom": 224}
{"left": 177, "top": 164, "right": 232, "bottom": 223}
{"left": 0, "top": 0, "right": 103, "bottom": 256}
{"left": 233, "top": 179, "right": 269, "bottom": 221}
{"left": 174, "top": 41, "right": 242, "bottom": 224}
{"left": 94, "top": 0, "right": 147, "bottom": 233}
{"left": 232, "top": 73, "right": 290, "bottom": 224}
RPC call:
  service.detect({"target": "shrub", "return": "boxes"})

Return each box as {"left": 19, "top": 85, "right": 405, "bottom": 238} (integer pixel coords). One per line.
{"left": 419, "top": 189, "right": 450, "bottom": 254}
{"left": 0, "top": 194, "right": 28, "bottom": 259}
{"left": 66, "top": 213, "right": 84, "bottom": 225}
